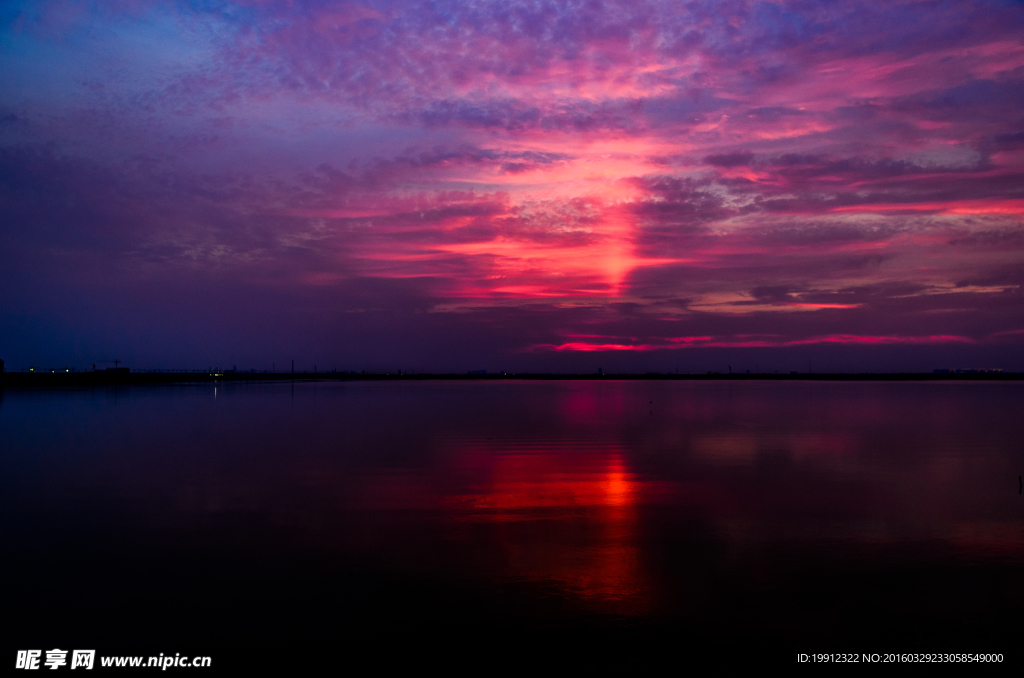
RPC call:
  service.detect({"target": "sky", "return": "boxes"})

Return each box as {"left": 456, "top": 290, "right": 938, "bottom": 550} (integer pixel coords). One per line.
{"left": 1, "top": 0, "right": 1023, "bottom": 373}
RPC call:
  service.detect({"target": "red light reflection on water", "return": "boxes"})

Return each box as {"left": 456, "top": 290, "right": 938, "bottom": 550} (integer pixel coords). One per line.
{"left": 446, "top": 446, "right": 652, "bottom": 615}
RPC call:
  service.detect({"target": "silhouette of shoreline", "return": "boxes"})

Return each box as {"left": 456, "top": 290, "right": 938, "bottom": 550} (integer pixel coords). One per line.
{"left": 2, "top": 370, "right": 1022, "bottom": 388}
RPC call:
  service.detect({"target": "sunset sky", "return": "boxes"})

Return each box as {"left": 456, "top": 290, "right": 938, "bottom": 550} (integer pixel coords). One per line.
{"left": 2, "top": 0, "right": 1023, "bottom": 372}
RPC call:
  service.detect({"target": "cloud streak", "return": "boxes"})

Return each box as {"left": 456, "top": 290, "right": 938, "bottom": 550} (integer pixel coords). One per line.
{"left": 535, "top": 334, "right": 977, "bottom": 352}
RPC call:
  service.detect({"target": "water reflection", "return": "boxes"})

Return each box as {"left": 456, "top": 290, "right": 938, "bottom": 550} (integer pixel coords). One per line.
{"left": 4, "top": 380, "right": 1024, "bottom": 662}
{"left": 444, "top": 446, "right": 647, "bottom": 612}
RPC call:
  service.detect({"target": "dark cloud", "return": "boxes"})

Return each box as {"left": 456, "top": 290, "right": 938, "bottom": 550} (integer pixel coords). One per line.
{"left": 704, "top": 151, "right": 754, "bottom": 167}
{"left": 750, "top": 286, "right": 794, "bottom": 303}
{"left": 747, "top": 222, "right": 901, "bottom": 247}
{"left": 893, "top": 80, "right": 1024, "bottom": 124}
{"left": 948, "top": 228, "right": 1024, "bottom": 250}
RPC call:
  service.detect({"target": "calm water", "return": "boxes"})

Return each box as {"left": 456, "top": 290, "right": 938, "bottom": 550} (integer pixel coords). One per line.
{"left": 4, "top": 380, "right": 1023, "bottom": 668}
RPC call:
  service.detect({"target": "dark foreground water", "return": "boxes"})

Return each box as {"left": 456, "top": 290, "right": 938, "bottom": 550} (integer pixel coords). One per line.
{"left": 3, "top": 380, "right": 1023, "bottom": 670}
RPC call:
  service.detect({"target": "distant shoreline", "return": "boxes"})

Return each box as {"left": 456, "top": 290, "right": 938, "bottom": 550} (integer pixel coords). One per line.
{"left": 2, "top": 370, "right": 1021, "bottom": 388}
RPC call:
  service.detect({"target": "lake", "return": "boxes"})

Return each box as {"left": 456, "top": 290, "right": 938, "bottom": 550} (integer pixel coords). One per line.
{"left": 4, "top": 379, "right": 1022, "bottom": 669}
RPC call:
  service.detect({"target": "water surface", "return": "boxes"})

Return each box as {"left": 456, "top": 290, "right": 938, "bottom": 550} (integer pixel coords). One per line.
{"left": 4, "top": 380, "right": 1023, "bottom": 667}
